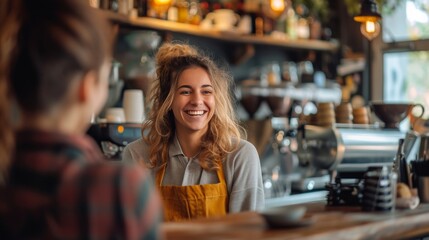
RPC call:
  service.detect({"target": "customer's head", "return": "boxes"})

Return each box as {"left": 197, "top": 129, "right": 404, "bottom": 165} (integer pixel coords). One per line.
{"left": 0, "top": 0, "right": 113, "bottom": 173}
{"left": 144, "top": 42, "right": 243, "bottom": 169}
{"left": 8, "top": 0, "right": 113, "bottom": 128}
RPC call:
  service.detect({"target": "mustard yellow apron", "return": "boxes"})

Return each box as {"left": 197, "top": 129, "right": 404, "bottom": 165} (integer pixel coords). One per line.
{"left": 155, "top": 163, "right": 228, "bottom": 222}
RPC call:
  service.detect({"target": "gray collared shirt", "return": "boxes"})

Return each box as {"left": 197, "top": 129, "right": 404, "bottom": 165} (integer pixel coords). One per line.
{"left": 122, "top": 136, "right": 265, "bottom": 213}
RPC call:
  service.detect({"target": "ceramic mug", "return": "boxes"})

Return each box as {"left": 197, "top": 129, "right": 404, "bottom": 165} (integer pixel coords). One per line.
{"left": 205, "top": 9, "right": 240, "bottom": 31}
{"left": 105, "top": 107, "right": 126, "bottom": 123}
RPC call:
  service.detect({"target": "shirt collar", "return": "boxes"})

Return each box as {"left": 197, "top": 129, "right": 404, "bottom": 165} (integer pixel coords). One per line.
{"left": 169, "top": 134, "right": 185, "bottom": 157}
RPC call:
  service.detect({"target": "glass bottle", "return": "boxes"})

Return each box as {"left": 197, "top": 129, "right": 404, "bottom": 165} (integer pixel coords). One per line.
{"left": 177, "top": 0, "right": 189, "bottom": 23}
{"left": 135, "top": 0, "right": 148, "bottom": 17}
{"left": 188, "top": 0, "right": 202, "bottom": 25}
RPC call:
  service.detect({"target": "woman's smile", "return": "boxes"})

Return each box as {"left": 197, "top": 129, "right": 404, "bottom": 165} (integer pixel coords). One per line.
{"left": 184, "top": 110, "right": 206, "bottom": 116}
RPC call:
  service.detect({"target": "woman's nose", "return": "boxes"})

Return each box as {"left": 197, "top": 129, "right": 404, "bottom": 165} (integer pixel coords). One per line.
{"left": 190, "top": 92, "right": 203, "bottom": 105}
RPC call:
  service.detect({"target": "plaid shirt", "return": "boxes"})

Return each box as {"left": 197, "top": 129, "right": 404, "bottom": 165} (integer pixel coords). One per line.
{"left": 0, "top": 129, "right": 162, "bottom": 240}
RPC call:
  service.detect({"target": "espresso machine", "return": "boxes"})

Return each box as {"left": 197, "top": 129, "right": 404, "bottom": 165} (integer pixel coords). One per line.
{"left": 87, "top": 122, "right": 142, "bottom": 161}
{"left": 292, "top": 124, "right": 406, "bottom": 205}
{"left": 86, "top": 57, "right": 143, "bottom": 161}
{"left": 296, "top": 124, "right": 405, "bottom": 178}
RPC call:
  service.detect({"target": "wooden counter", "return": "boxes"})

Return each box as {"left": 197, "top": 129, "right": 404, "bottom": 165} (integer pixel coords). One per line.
{"left": 161, "top": 203, "right": 429, "bottom": 239}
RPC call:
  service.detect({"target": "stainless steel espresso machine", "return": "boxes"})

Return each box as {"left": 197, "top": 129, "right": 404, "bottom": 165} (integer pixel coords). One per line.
{"left": 296, "top": 124, "right": 405, "bottom": 178}
{"left": 262, "top": 123, "right": 405, "bottom": 195}
{"left": 292, "top": 124, "right": 406, "bottom": 206}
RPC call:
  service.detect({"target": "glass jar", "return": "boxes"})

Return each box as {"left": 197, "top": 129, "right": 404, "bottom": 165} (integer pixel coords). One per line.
{"left": 177, "top": 0, "right": 189, "bottom": 23}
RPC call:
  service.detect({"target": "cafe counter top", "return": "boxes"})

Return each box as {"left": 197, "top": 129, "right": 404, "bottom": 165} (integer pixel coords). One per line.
{"left": 161, "top": 202, "right": 429, "bottom": 239}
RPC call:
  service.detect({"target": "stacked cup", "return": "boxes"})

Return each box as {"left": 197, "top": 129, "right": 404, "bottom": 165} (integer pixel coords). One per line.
{"left": 362, "top": 166, "right": 397, "bottom": 212}
{"left": 105, "top": 107, "right": 126, "bottom": 123}
{"left": 335, "top": 102, "right": 353, "bottom": 124}
{"left": 316, "top": 102, "right": 335, "bottom": 127}
{"left": 353, "top": 106, "right": 370, "bottom": 125}
{"left": 123, "top": 89, "right": 145, "bottom": 123}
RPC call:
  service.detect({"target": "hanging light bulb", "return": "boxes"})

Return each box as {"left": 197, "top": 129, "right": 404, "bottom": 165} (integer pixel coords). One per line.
{"left": 354, "top": 0, "right": 382, "bottom": 41}
{"left": 153, "top": 0, "right": 172, "bottom": 4}
{"left": 270, "top": 0, "right": 286, "bottom": 13}
{"left": 360, "top": 20, "right": 381, "bottom": 41}
{"left": 263, "top": 0, "right": 290, "bottom": 19}
{"left": 149, "top": 0, "right": 173, "bottom": 19}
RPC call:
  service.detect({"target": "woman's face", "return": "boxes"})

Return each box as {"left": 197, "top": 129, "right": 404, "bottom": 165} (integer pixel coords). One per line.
{"left": 171, "top": 66, "right": 215, "bottom": 135}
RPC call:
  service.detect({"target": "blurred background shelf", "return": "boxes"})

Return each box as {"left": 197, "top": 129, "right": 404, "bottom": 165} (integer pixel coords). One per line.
{"left": 101, "top": 10, "right": 339, "bottom": 52}
{"left": 239, "top": 82, "right": 342, "bottom": 103}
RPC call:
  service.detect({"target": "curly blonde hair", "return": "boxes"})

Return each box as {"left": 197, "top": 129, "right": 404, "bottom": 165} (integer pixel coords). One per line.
{"left": 142, "top": 42, "right": 244, "bottom": 170}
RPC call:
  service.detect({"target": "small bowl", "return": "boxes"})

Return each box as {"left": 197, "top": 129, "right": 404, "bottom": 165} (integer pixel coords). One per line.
{"left": 259, "top": 206, "right": 308, "bottom": 228}
{"left": 369, "top": 102, "right": 413, "bottom": 128}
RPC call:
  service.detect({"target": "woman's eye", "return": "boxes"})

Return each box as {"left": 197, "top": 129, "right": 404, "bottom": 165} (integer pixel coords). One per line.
{"left": 180, "top": 90, "right": 191, "bottom": 95}
{"left": 202, "top": 90, "right": 213, "bottom": 95}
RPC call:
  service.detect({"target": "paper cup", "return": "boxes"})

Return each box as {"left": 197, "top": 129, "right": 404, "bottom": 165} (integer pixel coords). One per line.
{"left": 123, "top": 89, "right": 145, "bottom": 123}
{"left": 106, "top": 107, "right": 125, "bottom": 123}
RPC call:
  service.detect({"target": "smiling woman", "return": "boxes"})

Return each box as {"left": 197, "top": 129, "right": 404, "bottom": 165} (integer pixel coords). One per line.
{"left": 122, "top": 42, "right": 265, "bottom": 222}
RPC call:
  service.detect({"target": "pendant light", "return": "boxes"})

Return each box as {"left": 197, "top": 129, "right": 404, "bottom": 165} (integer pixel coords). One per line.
{"left": 354, "top": 0, "right": 382, "bottom": 41}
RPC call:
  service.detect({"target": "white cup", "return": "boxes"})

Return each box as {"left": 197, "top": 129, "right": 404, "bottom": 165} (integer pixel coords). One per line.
{"left": 123, "top": 89, "right": 145, "bottom": 123}
{"left": 105, "top": 107, "right": 126, "bottom": 123}
{"left": 205, "top": 9, "right": 240, "bottom": 31}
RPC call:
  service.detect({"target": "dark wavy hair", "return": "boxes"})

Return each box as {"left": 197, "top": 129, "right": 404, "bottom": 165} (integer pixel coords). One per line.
{"left": 9, "top": 0, "right": 112, "bottom": 113}
{"left": 0, "top": 0, "right": 112, "bottom": 174}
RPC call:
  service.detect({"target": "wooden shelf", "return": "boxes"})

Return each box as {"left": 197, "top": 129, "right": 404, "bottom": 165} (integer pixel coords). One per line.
{"left": 101, "top": 10, "right": 339, "bottom": 52}
{"left": 239, "top": 82, "right": 342, "bottom": 103}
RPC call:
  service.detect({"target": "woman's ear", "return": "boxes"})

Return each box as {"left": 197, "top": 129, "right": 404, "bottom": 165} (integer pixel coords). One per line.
{"left": 77, "top": 71, "right": 97, "bottom": 103}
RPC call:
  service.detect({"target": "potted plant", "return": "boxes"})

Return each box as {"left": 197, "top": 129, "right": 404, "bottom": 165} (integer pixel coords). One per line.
{"left": 292, "top": 0, "right": 330, "bottom": 39}
{"left": 292, "top": 0, "right": 330, "bottom": 23}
